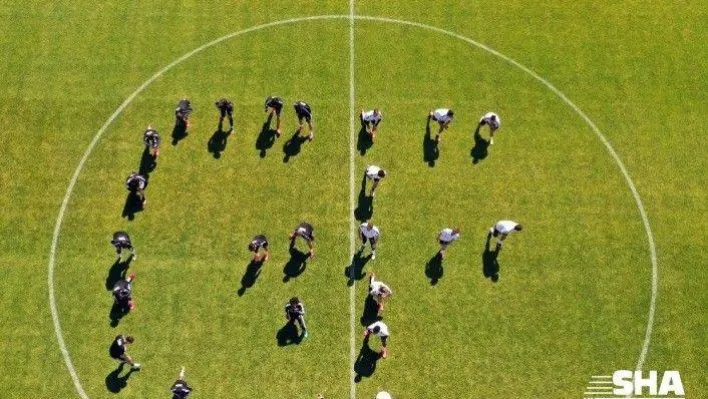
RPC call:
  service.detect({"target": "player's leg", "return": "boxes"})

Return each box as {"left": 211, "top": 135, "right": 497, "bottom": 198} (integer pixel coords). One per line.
{"left": 380, "top": 336, "right": 389, "bottom": 358}
{"left": 438, "top": 240, "right": 448, "bottom": 259}
{"left": 359, "top": 232, "right": 367, "bottom": 252}
{"left": 227, "top": 110, "right": 234, "bottom": 131}
{"left": 297, "top": 315, "right": 308, "bottom": 338}
{"left": 370, "top": 237, "right": 377, "bottom": 260}
{"left": 371, "top": 179, "right": 379, "bottom": 196}
{"left": 307, "top": 117, "right": 314, "bottom": 141}
{"left": 275, "top": 108, "right": 282, "bottom": 136}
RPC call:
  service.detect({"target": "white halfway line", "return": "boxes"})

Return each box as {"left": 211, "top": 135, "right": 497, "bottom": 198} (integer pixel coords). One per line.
{"left": 348, "top": 1, "right": 357, "bottom": 399}
{"left": 47, "top": 14, "right": 658, "bottom": 399}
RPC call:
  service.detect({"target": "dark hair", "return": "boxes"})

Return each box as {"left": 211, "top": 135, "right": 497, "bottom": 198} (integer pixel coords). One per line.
{"left": 248, "top": 243, "right": 256, "bottom": 252}
{"left": 289, "top": 297, "right": 300, "bottom": 306}
{"left": 371, "top": 326, "right": 381, "bottom": 334}
{"left": 126, "top": 336, "right": 135, "bottom": 344}
{"left": 377, "top": 170, "right": 386, "bottom": 178}
{"left": 447, "top": 110, "right": 454, "bottom": 117}
{"left": 515, "top": 224, "right": 524, "bottom": 231}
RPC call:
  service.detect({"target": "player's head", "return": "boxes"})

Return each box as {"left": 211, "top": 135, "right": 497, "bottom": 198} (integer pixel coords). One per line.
{"left": 375, "top": 392, "right": 392, "bottom": 399}
{"left": 377, "top": 170, "right": 386, "bottom": 178}
{"left": 453, "top": 227, "right": 461, "bottom": 234}
{"left": 514, "top": 224, "right": 523, "bottom": 231}
{"left": 371, "top": 325, "right": 381, "bottom": 334}
{"left": 248, "top": 242, "right": 257, "bottom": 252}
{"left": 366, "top": 222, "right": 373, "bottom": 230}
{"left": 289, "top": 297, "right": 300, "bottom": 306}
{"left": 125, "top": 336, "right": 135, "bottom": 344}
{"left": 447, "top": 110, "right": 454, "bottom": 117}
{"left": 374, "top": 108, "right": 380, "bottom": 115}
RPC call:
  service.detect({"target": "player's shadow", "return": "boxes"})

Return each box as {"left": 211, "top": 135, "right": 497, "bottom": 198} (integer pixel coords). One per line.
{"left": 171, "top": 120, "right": 188, "bottom": 146}
{"left": 357, "top": 125, "right": 373, "bottom": 155}
{"left": 423, "top": 117, "right": 440, "bottom": 167}
{"left": 360, "top": 294, "right": 382, "bottom": 327}
{"left": 138, "top": 147, "right": 156, "bottom": 176}
{"left": 256, "top": 114, "right": 277, "bottom": 158}
{"left": 283, "top": 130, "right": 308, "bottom": 163}
{"left": 237, "top": 259, "right": 264, "bottom": 296}
{"left": 105, "top": 256, "right": 132, "bottom": 291}
{"left": 425, "top": 252, "right": 444, "bottom": 285}
{"left": 105, "top": 363, "right": 135, "bottom": 393}
{"left": 207, "top": 129, "right": 231, "bottom": 159}
{"left": 354, "top": 175, "right": 373, "bottom": 222}
{"left": 109, "top": 302, "right": 130, "bottom": 328}
{"left": 282, "top": 241, "right": 309, "bottom": 282}
{"left": 471, "top": 125, "right": 490, "bottom": 164}
{"left": 121, "top": 192, "right": 144, "bottom": 221}
{"left": 345, "top": 251, "right": 372, "bottom": 287}
{"left": 276, "top": 320, "right": 303, "bottom": 346}
{"left": 482, "top": 235, "right": 501, "bottom": 282}
{"left": 354, "top": 338, "right": 382, "bottom": 382}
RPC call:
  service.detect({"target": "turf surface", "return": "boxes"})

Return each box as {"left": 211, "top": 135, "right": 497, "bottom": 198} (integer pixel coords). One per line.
{"left": 1, "top": 1, "right": 706, "bottom": 398}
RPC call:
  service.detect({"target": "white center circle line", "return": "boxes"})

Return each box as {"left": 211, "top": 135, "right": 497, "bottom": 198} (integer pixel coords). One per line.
{"left": 47, "top": 14, "right": 657, "bottom": 399}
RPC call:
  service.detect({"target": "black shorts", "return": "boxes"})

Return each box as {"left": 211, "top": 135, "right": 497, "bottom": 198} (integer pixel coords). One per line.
{"left": 268, "top": 103, "right": 283, "bottom": 115}
{"left": 492, "top": 229, "right": 501, "bottom": 238}
{"left": 220, "top": 108, "right": 233, "bottom": 118}
{"left": 298, "top": 114, "right": 312, "bottom": 124}
{"left": 439, "top": 239, "right": 453, "bottom": 246}
{"left": 110, "top": 352, "right": 128, "bottom": 361}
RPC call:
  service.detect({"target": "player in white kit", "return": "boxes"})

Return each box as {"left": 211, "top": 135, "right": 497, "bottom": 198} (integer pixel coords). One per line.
{"left": 360, "top": 108, "right": 383, "bottom": 141}
{"left": 428, "top": 108, "right": 455, "bottom": 142}
{"left": 438, "top": 227, "right": 461, "bottom": 259}
{"left": 364, "top": 165, "right": 387, "bottom": 197}
{"left": 478, "top": 112, "right": 501, "bottom": 145}
{"left": 488, "top": 220, "right": 523, "bottom": 249}
{"left": 368, "top": 272, "right": 392, "bottom": 314}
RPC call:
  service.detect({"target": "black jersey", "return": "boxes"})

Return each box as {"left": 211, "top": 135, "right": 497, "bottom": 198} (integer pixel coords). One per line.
{"left": 113, "top": 280, "right": 132, "bottom": 301}
{"left": 249, "top": 235, "right": 269, "bottom": 251}
{"left": 143, "top": 129, "right": 160, "bottom": 148}
{"left": 293, "top": 101, "right": 312, "bottom": 119}
{"left": 111, "top": 231, "right": 132, "bottom": 248}
{"left": 125, "top": 173, "right": 147, "bottom": 191}
{"left": 264, "top": 96, "right": 284, "bottom": 112}
{"left": 175, "top": 99, "right": 192, "bottom": 119}
{"left": 171, "top": 379, "right": 193, "bottom": 398}
{"left": 215, "top": 98, "right": 233, "bottom": 112}
{"left": 295, "top": 222, "right": 315, "bottom": 241}
{"left": 109, "top": 335, "right": 127, "bottom": 358}
{"left": 284, "top": 301, "right": 305, "bottom": 319}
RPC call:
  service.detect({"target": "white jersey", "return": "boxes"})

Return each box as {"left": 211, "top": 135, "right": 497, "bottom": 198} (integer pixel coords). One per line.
{"left": 365, "top": 165, "right": 383, "bottom": 180}
{"left": 439, "top": 228, "right": 460, "bottom": 243}
{"left": 360, "top": 223, "right": 380, "bottom": 239}
{"left": 433, "top": 108, "right": 453, "bottom": 123}
{"left": 367, "top": 321, "right": 389, "bottom": 337}
{"left": 495, "top": 220, "right": 519, "bottom": 234}
{"left": 362, "top": 110, "right": 382, "bottom": 124}
{"left": 480, "top": 112, "right": 501, "bottom": 129}
{"left": 375, "top": 393, "right": 393, "bottom": 399}
{"left": 369, "top": 280, "right": 392, "bottom": 297}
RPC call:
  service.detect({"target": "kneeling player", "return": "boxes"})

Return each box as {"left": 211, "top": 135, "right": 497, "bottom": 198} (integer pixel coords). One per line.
{"left": 171, "top": 367, "right": 193, "bottom": 399}
{"left": 363, "top": 321, "right": 389, "bottom": 359}
{"left": 248, "top": 234, "right": 270, "bottom": 262}
{"left": 285, "top": 296, "right": 308, "bottom": 339}
{"left": 111, "top": 231, "right": 136, "bottom": 261}
{"left": 438, "top": 227, "right": 461, "bottom": 259}
{"left": 109, "top": 334, "right": 141, "bottom": 370}
{"left": 293, "top": 100, "right": 314, "bottom": 140}
{"left": 125, "top": 172, "right": 147, "bottom": 205}
{"left": 215, "top": 98, "right": 234, "bottom": 132}
{"left": 478, "top": 111, "right": 501, "bottom": 145}
{"left": 264, "top": 96, "right": 284, "bottom": 136}
{"left": 143, "top": 125, "right": 160, "bottom": 158}
{"left": 175, "top": 98, "right": 193, "bottom": 128}
{"left": 113, "top": 273, "right": 136, "bottom": 312}
{"left": 360, "top": 108, "right": 383, "bottom": 141}
{"left": 289, "top": 222, "right": 315, "bottom": 257}
{"left": 428, "top": 108, "right": 454, "bottom": 142}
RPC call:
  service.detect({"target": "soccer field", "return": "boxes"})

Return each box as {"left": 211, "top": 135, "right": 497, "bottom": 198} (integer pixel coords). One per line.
{"left": 1, "top": 1, "right": 706, "bottom": 398}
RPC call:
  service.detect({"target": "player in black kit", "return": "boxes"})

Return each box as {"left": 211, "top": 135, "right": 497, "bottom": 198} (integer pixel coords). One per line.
{"left": 111, "top": 231, "right": 136, "bottom": 261}
{"left": 171, "top": 367, "right": 193, "bottom": 399}
{"left": 264, "top": 96, "right": 284, "bottom": 137}
{"left": 215, "top": 98, "right": 234, "bottom": 132}
{"left": 293, "top": 100, "right": 314, "bottom": 141}
{"left": 248, "top": 234, "right": 270, "bottom": 262}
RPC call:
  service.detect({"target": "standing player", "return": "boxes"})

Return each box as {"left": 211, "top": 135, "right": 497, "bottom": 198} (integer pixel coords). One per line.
{"left": 111, "top": 231, "right": 136, "bottom": 261}
{"left": 364, "top": 165, "right": 387, "bottom": 197}
{"left": 369, "top": 272, "right": 392, "bottom": 314}
{"left": 215, "top": 98, "right": 234, "bottom": 132}
{"left": 488, "top": 220, "right": 523, "bottom": 249}
{"left": 428, "top": 108, "right": 454, "bottom": 142}
{"left": 109, "top": 334, "right": 141, "bottom": 370}
{"left": 264, "top": 96, "right": 284, "bottom": 137}
{"left": 478, "top": 111, "right": 501, "bottom": 145}
{"left": 359, "top": 221, "right": 380, "bottom": 260}
{"left": 175, "top": 98, "right": 193, "bottom": 128}
{"left": 363, "top": 321, "right": 389, "bottom": 359}
{"left": 143, "top": 125, "right": 160, "bottom": 158}
{"left": 113, "top": 273, "right": 136, "bottom": 312}
{"left": 248, "top": 234, "right": 270, "bottom": 262}
{"left": 293, "top": 100, "right": 314, "bottom": 141}
{"left": 171, "top": 367, "right": 193, "bottom": 399}
{"left": 289, "top": 222, "right": 315, "bottom": 257}
{"left": 438, "top": 227, "right": 461, "bottom": 259}
{"left": 125, "top": 172, "right": 147, "bottom": 205}
{"left": 285, "top": 296, "right": 308, "bottom": 339}
{"left": 360, "top": 108, "right": 383, "bottom": 141}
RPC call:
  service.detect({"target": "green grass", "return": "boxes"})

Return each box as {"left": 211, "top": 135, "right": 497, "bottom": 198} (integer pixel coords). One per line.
{"left": 1, "top": 1, "right": 706, "bottom": 398}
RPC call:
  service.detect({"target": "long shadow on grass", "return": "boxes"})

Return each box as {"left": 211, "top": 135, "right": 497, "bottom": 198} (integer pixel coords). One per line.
{"left": 482, "top": 234, "right": 501, "bottom": 282}
{"left": 138, "top": 147, "right": 156, "bottom": 176}
{"left": 105, "top": 363, "right": 135, "bottom": 393}
{"left": 283, "top": 241, "right": 309, "bottom": 282}
{"left": 109, "top": 302, "right": 130, "bottom": 328}
{"left": 276, "top": 320, "right": 303, "bottom": 346}
{"left": 470, "top": 125, "right": 490, "bottom": 164}
{"left": 345, "top": 251, "right": 372, "bottom": 287}
{"left": 354, "top": 338, "right": 382, "bottom": 382}
{"left": 105, "top": 256, "right": 132, "bottom": 291}
{"left": 425, "top": 252, "right": 444, "bottom": 285}
{"left": 283, "top": 130, "right": 308, "bottom": 163}
{"left": 171, "top": 120, "right": 188, "bottom": 146}
{"left": 423, "top": 116, "right": 440, "bottom": 167}
{"left": 357, "top": 125, "right": 373, "bottom": 155}
{"left": 121, "top": 192, "right": 144, "bottom": 221}
{"left": 360, "top": 294, "right": 382, "bottom": 327}
{"left": 354, "top": 174, "right": 373, "bottom": 222}
{"left": 238, "top": 259, "right": 264, "bottom": 296}
{"left": 207, "top": 128, "right": 231, "bottom": 159}
{"left": 256, "top": 113, "right": 277, "bottom": 158}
